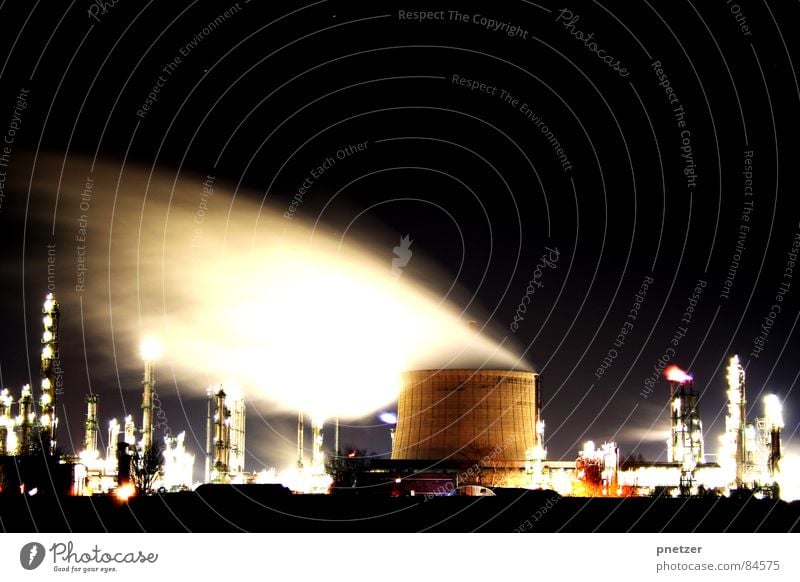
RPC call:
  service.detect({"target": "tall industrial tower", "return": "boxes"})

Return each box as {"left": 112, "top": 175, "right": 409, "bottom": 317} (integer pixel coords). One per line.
{"left": 83, "top": 394, "right": 99, "bottom": 455}
{"left": 39, "top": 293, "right": 60, "bottom": 454}
{"left": 666, "top": 367, "right": 704, "bottom": 464}
{"left": 665, "top": 366, "right": 704, "bottom": 493}
{"left": 17, "top": 385, "right": 34, "bottom": 454}
{"left": 296, "top": 411, "right": 304, "bottom": 469}
{"left": 723, "top": 355, "right": 748, "bottom": 488}
{"left": 0, "top": 389, "right": 13, "bottom": 455}
{"left": 310, "top": 416, "right": 324, "bottom": 475}
{"left": 139, "top": 338, "right": 161, "bottom": 450}
{"left": 228, "top": 395, "right": 246, "bottom": 475}
{"left": 212, "top": 387, "right": 230, "bottom": 481}
{"left": 208, "top": 385, "right": 246, "bottom": 483}
{"left": 763, "top": 394, "right": 783, "bottom": 481}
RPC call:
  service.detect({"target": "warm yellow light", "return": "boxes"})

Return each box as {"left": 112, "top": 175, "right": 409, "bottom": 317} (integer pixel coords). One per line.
{"left": 764, "top": 394, "right": 784, "bottom": 429}
{"left": 43, "top": 315, "right": 53, "bottom": 328}
{"left": 42, "top": 346, "right": 53, "bottom": 360}
{"left": 140, "top": 337, "right": 162, "bottom": 361}
{"left": 43, "top": 330, "right": 53, "bottom": 342}
{"left": 115, "top": 483, "right": 135, "bottom": 501}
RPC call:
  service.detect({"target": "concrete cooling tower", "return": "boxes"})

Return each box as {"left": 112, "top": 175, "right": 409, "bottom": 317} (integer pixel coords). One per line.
{"left": 391, "top": 369, "right": 541, "bottom": 463}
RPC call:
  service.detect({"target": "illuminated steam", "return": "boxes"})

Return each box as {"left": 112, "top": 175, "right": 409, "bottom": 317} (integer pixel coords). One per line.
{"left": 20, "top": 155, "right": 523, "bottom": 420}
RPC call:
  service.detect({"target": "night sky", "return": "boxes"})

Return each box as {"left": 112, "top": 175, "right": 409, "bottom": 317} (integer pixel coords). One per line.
{"left": 1, "top": 0, "right": 799, "bottom": 476}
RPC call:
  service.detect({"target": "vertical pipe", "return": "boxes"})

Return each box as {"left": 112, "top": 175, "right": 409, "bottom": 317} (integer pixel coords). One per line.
{"left": 296, "top": 410, "right": 304, "bottom": 469}
{"left": 141, "top": 359, "right": 154, "bottom": 450}
{"left": 737, "top": 365, "right": 747, "bottom": 487}
{"left": 334, "top": 416, "right": 340, "bottom": 458}
{"left": 205, "top": 388, "right": 213, "bottom": 483}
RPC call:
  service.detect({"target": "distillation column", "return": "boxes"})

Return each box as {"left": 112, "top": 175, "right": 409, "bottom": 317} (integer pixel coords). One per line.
{"left": 39, "top": 293, "right": 60, "bottom": 454}
{"left": 212, "top": 387, "right": 229, "bottom": 480}
{"left": 0, "top": 389, "right": 12, "bottom": 455}
{"left": 18, "top": 385, "right": 34, "bottom": 454}
{"left": 83, "top": 394, "right": 99, "bottom": 455}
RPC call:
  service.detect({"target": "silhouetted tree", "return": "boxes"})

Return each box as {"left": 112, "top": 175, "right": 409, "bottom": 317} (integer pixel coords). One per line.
{"left": 131, "top": 443, "right": 164, "bottom": 494}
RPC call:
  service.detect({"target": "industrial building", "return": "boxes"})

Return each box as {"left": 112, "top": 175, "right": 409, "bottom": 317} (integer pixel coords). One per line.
{"left": 390, "top": 368, "right": 545, "bottom": 488}
{"left": 342, "top": 357, "right": 787, "bottom": 500}
{"left": 0, "top": 293, "right": 61, "bottom": 458}
{"left": 0, "top": 290, "right": 791, "bottom": 503}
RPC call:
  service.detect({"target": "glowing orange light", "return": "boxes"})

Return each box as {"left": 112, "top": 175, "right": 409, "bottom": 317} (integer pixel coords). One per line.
{"left": 115, "top": 484, "right": 135, "bottom": 501}
{"left": 664, "top": 365, "right": 692, "bottom": 383}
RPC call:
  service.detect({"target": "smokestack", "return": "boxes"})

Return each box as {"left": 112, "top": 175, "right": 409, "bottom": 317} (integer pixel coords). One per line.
{"left": 139, "top": 338, "right": 161, "bottom": 450}
{"left": 334, "top": 416, "right": 340, "bottom": 459}
{"left": 296, "top": 411, "right": 304, "bottom": 469}
{"left": 141, "top": 360, "right": 154, "bottom": 450}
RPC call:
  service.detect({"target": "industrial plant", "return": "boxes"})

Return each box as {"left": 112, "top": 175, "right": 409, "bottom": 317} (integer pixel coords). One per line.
{"left": 0, "top": 292, "right": 793, "bottom": 504}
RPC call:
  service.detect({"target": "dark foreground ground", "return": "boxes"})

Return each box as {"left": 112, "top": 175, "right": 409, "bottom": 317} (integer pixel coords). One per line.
{"left": 1, "top": 487, "right": 799, "bottom": 532}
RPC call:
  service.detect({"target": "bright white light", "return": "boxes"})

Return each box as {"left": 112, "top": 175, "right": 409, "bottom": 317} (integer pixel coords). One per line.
{"left": 140, "top": 337, "right": 162, "bottom": 361}
{"left": 664, "top": 365, "right": 692, "bottom": 383}
{"left": 763, "top": 394, "right": 784, "bottom": 429}
{"left": 159, "top": 240, "right": 521, "bottom": 420}
{"left": 379, "top": 412, "right": 397, "bottom": 424}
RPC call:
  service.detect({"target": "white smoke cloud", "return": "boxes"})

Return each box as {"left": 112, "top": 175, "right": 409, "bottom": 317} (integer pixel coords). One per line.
{"left": 20, "top": 155, "right": 524, "bottom": 421}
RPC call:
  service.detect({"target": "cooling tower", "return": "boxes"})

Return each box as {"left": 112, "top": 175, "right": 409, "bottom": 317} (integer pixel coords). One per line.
{"left": 391, "top": 369, "right": 540, "bottom": 462}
